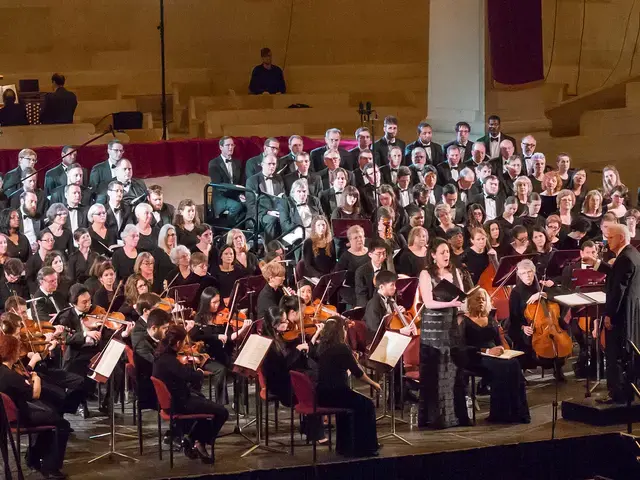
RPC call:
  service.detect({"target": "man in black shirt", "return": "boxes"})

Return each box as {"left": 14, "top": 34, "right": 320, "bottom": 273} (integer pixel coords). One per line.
{"left": 248, "top": 47, "right": 286, "bottom": 95}
{"left": 256, "top": 261, "right": 285, "bottom": 319}
{"left": 39, "top": 73, "right": 77, "bottom": 124}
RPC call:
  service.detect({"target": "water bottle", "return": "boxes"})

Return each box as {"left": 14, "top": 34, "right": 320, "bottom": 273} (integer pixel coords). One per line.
{"left": 409, "top": 404, "right": 418, "bottom": 427}
{"left": 466, "top": 396, "right": 473, "bottom": 420}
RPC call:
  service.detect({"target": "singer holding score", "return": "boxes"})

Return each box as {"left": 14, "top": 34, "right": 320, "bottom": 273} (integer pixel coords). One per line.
{"left": 582, "top": 223, "right": 640, "bottom": 404}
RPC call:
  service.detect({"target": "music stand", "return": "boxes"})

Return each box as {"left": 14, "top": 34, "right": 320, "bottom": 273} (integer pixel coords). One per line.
{"left": 395, "top": 277, "right": 418, "bottom": 310}
{"left": 493, "top": 253, "right": 537, "bottom": 288}
{"left": 166, "top": 283, "right": 200, "bottom": 306}
{"left": 342, "top": 307, "right": 366, "bottom": 321}
{"left": 331, "top": 219, "right": 373, "bottom": 238}
{"left": 312, "top": 270, "right": 347, "bottom": 301}
{"left": 544, "top": 250, "right": 581, "bottom": 278}
{"left": 87, "top": 338, "right": 138, "bottom": 464}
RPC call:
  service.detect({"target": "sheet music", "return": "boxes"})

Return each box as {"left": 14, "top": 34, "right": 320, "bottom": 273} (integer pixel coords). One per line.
{"left": 234, "top": 334, "right": 273, "bottom": 372}
{"left": 583, "top": 291, "right": 606, "bottom": 304}
{"left": 555, "top": 292, "right": 606, "bottom": 306}
{"left": 481, "top": 349, "right": 525, "bottom": 360}
{"left": 368, "top": 331, "right": 412, "bottom": 368}
{"left": 0, "top": 84, "right": 18, "bottom": 102}
{"left": 304, "top": 276, "right": 320, "bottom": 286}
{"left": 91, "top": 339, "right": 126, "bottom": 379}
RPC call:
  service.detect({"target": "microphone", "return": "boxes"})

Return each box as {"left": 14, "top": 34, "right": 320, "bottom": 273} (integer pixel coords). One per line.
{"left": 358, "top": 102, "right": 364, "bottom": 115}
{"left": 366, "top": 102, "right": 372, "bottom": 115}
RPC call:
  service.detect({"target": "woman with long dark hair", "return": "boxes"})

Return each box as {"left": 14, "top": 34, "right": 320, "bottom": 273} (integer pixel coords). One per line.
{"left": 152, "top": 324, "right": 229, "bottom": 463}
{"left": 314, "top": 315, "right": 381, "bottom": 456}
{"left": 0, "top": 208, "right": 31, "bottom": 262}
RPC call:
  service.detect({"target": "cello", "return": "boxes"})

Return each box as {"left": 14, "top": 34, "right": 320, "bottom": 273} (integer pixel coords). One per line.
{"left": 477, "top": 250, "right": 510, "bottom": 321}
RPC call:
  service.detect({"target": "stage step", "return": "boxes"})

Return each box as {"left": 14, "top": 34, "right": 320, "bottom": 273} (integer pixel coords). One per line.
{"left": 561, "top": 396, "right": 640, "bottom": 426}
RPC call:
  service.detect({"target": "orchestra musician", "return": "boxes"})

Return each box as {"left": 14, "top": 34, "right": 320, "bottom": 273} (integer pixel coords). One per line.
{"left": 256, "top": 260, "right": 285, "bottom": 319}
{"left": 32, "top": 267, "right": 67, "bottom": 321}
{"left": 354, "top": 239, "right": 389, "bottom": 307}
{"left": 152, "top": 324, "right": 229, "bottom": 464}
{"left": 0, "top": 334, "right": 71, "bottom": 479}
{"left": 456, "top": 288, "right": 530, "bottom": 423}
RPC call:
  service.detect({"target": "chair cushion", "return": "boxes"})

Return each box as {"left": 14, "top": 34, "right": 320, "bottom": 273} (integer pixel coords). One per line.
{"left": 11, "top": 425, "right": 56, "bottom": 433}
{"left": 294, "top": 406, "right": 352, "bottom": 415}
{"left": 159, "top": 411, "right": 216, "bottom": 421}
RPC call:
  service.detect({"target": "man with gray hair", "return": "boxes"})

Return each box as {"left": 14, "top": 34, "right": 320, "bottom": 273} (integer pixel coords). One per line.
{"left": 278, "top": 178, "right": 323, "bottom": 245}
{"left": 584, "top": 223, "right": 640, "bottom": 404}
{"left": 278, "top": 134, "right": 304, "bottom": 175}
{"left": 310, "top": 128, "right": 350, "bottom": 172}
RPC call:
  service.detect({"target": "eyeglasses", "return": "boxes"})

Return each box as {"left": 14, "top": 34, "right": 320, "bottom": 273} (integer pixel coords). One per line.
{"left": 95, "top": 211, "right": 107, "bottom": 216}
{"left": 109, "top": 148, "right": 124, "bottom": 153}
{"left": 55, "top": 212, "right": 68, "bottom": 217}
{"left": 167, "top": 233, "right": 176, "bottom": 237}
{"left": 109, "top": 189, "right": 124, "bottom": 194}
{"left": 522, "top": 143, "right": 536, "bottom": 148}
{"left": 141, "top": 261, "right": 154, "bottom": 266}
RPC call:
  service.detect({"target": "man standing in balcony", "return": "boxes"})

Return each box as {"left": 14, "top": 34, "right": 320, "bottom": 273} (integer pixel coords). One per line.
{"left": 40, "top": 73, "right": 78, "bottom": 124}
{"left": 249, "top": 47, "right": 286, "bottom": 95}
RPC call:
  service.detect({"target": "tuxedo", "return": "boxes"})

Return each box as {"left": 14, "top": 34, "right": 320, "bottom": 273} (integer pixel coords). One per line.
{"left": 58, "top": 308, "right": 103, "bottom": 375}
{"left": 44, "top": 164, "right": 89, "bottom": 196}
{"left": 319, "top": 187, "right": 341, "bottom": 218}
{"left": 3, "top": 166, "right": 26, "bottom": 196}
{"left": 346, "top": 147, "right": 365, "bottom": 171}
{"left": 245, "top": 172, "right": 285, "bottom": 242}
{"left": 283, "top": 170, "right": 323, "bottom": 197}
{"left": 89, "top": 160, "right": 117, "bottom": 189}
{"left": 39, "top": 87, "right": 77, "bottom": 124}
{"left": 18, "top": 208, "right": 43, "bottom": 244}
{"left": 63, "top": 204, "right": 90, "bottom": 233}
{"left": 436, "top": 162, "right": 463, "bottom": 186}
{"left": 96, "top": 178, "right": 147, "bottom": 206}
{"left": 31, "top": 288, "right": 67, "bottom": 322}
{"left": 463, "top": 157, "right": 489, "bottom": 171}
{"left": 476, "top": 132, "right": 517, "bottom": 160}
{"left": 10, "top": 188, "right": 48, "bottom": 218}
{"left": 148, "top": 202, "right": 175, "bottom": 228}
{"left": 360, "top": 184, "right": 378, "bottom": 216}
{"left": 0, "top": 276, "right": 29, "bottom": 311}
{"left": 277, "top": 153, "right": 299, "bottom": 175}
{"left": 278, "top": 196, "right": 323, "bottom": 237}
{"left": 404, "top": 140, "right": 444, "bottom": 166}
{"left": 318, "top": 167, "right": 354, "bottom": 190}
{"left": 469, "top": 192, "right": 505, "bottom": 220}
{"left": 355, "top": 262, "right": 388, "bottom": 307}
{"left": 105, "top": 202, "right": 133, "bottom": 235}
{"left": 309, "top": 146, "right": 350, "bottom": 173}
{"left": 443, "top": 140, "right": 474, "bottom": 162}
{"left": 373, "top": 137, "right": 407, "bottom": 166}
{"left": 364, "top": 292, "right": 393, "bottom": 339}
{"left": 245, "top": 154, "right": 264, "bottom": 179}
{"left": 490, "top": 157, "right": 524, "bottom": 178}
{"left": 208, "top": 155, "right": 246, "bottom": 225}
{"left": 379, "top": 164, "right": 404, "bottom": 186}
{"left": 414, "top": 202, "right": 436, "bottom": 231}
{"left": 132, "top": 331, "right": 159, "bottom": 408}
{"left": 48, "top": 184, "right": 94, "bottom": 206}
{"left": 353, "top": 167, "right": 369, "bottom": 190}
{"left": 449, "top": 200, "right": 467, "bottom": 225}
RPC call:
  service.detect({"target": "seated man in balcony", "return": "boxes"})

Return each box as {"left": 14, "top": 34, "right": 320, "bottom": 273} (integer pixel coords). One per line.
{"left": 0, "top": 88, "right": 28, "bottom": 126}
{"left": 39, "top": 73, "right": 78, "bottom": 125}
{"left": 249, "top": 47, "right": 286, "bottom": 95}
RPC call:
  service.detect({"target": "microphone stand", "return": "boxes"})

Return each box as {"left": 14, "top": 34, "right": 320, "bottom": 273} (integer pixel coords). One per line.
{"left": 5, "top": 125, "right": 118, "bottom": 198}
{"left": 158, "top": 0, "right": 168, "bottom": 140}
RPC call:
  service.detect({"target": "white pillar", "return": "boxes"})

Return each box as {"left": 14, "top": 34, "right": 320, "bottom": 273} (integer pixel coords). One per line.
{"left": 427, "top": 0, "right": 485, "bottom": 143}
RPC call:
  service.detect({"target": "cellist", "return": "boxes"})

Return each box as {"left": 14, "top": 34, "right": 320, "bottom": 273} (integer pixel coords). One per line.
{"left": 508, "top": 259, "right": 569, "bottom": 381}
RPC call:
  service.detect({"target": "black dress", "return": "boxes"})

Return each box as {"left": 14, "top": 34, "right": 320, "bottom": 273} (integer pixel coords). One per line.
{"left": 315, "top": 342, "right": 378, "bottom": 456}
{"left": 211, "top": 266, "right": 244, "bottom": 299}
{"left": 234, "top": 251, "right": 260, "bottom": 276}
{"left": 334, "top": 250, "right": 369, "bottom": 307}
{"left": 111, "top": 247, "right": 137, "bottom": 281}
{"left": 68, "top": 250, "right": 99, "bottom": 283}
{"left": 152, "top": 350, "right": 229, "bottom": 444}
{"left": 175, "top": 225, "right": 198, "bottom": 251}
{"left": 458, "top": 316, "right": 530, "bottom": 423}
{"left": 6, "top": 232, "right": 31, "bottom": 262}
{"left": 137, "top": 226, "right": 159, "bottom": 253}
{"left": 394, "top": 249, "right": 428, "bottom": 277}
{"left": 462, "top": 248, "right": 489, "bottom": 285}
{"left": 43, "top": 226, "right": 73, "bottom": 257}
{"left": 302, "top": 239, "right": 336, "bottom": 278}
{"left": 89, "top": 227, "right": 118, "bottom": 257}
{"left": 256, "top": 284, "right": 283, "bottom": 320}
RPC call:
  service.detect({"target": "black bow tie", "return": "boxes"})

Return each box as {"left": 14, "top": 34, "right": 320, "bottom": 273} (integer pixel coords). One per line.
{"left": 123, "top": 182, "right": 131, "bottom": 187}
{"left": 22, "top": 214, "right": 30, "bottom": 220}
{"left": 113, "top": 207, "right": 121, "bottom": 214}
{"left": 421, "top": 142, "right": 431, "bottom": 147}
{"left": 68, "top": 206, "right": 79, "bottom": 211}
{"left": 391, "top": 168, "right": 398, "bottom": 173}
{"left": 298, "top": 174, "right": 307, "bottom": 179}
{"left": 264, "top": 176, "right": 273, "bottom": 181}
{"left": 110, "top": 163, "right": 117, "bottom": 169}
{"left": 296, "top": 202, "right": 307, "bottom": 207}
{"left": 486, "top": 194, "right": 497, "bottom": 200}
{"left": 78, "top": 312, "right": 87, "bottom": 319}
{"left": 223, "top": 158, "right": 232, "bottom": 164}
{"left": 490, "top": 137, "right": 499, "bottom": 142}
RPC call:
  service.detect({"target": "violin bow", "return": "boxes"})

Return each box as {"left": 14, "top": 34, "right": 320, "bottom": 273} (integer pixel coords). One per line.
{"left": 177, "top": 289, "right": 198, "bottom": 372}
{"left": 223, "top": 282, "right": 241, "bottom": 338}
{"left": 312, "top": 280, "right": 332, "bottom": 321}
{"left": 160, "top": 271, "right": 181, "bottom": 298}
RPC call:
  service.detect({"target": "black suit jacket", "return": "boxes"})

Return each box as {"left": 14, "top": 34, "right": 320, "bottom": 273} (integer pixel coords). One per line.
{"left": 62, "top": 205, "right": 90, "bottom": 232}
{"left": 44, "top": 164, "right": 89, "bottom": 196}
{"left": 149, "top": 202, "right": 175, "bottom": 228}
{"left": 18, "top": 210, "right": 42, "bottom": 240}
{"left": 404, "top": 140, "right": 444, "bottom": 166}
{"left": 58, "top": 308, "right": 97, "bottom": 367}
{"left": 364, "top": 292, "right": 391, "bottom": 339}
{"left": 39, "top": 87, "right": 77, "bottom": 125}
{"left": 283, "top": 171, "right": 323, "bottom": 197}
{"left": 476, "top": 133, "right": 517, "bottom": 159}
{"left": 355, "top": 262, "right": 388, "bottom": 308}
{"left": 598, "top": 245, "right": 640, "bottom": 329}
{"left": 0, "top": 277, "right": 29, "bottom": 312}
{"left": 132, "top": 331, "right": 159, "bottom": 409}
{"left": 31, "top": 288, "right": 67, "bottom": 323}
{"left": 105, "top": 203, "right": 133, "bottom": 235}
{"left": 10, "top": 188, "right": 48, "bottom": 218}
{"left": 96, "top": 178, "right": 147, "bottom": 206}
{"left": 3, "top": 167, "right": 25, "bottom": 196}
{"left": 317, "top": 168, "right": 354, "bottom": 190}
{"left": 319, "top": 188, "right": 339, "bottom": 218}
{"left": 0, "top": 103, "right": 29, "bottom": 127}
{"left": 277, "top": 153, "right": 299, "bottom": 175}
{"left": 469, "top": 193, "right": 505, "bottom": 218}
{"left": 245, "top": 172, "right": 285, "bottom": 222}
{"left": 345, "top": 147, "right": 364, "bottom": 171}
{"left": 245, "top": 154, "right": 264, "bottom": 179}
{"left": 373, "top": 137, "right": 407, "bottom": 166}
{"left": 89, "top": 160, "right": 116, "bottom": 189}
{"left": 49, "top": 184, "right": 94, "bottom": 206}
{"left": 443, "top": 140, "right": 474, "bottom": 162}
{"left": 310, "top": 146, "right": 350, "bottom": 173}
{"left": 278, "top": 196, "right": 324, "bottom": 235}
{"left": 436, "top": 162, "right": 462, "bottom": 186}
{"left": 208, "top": 155, "right": 244, "bottom": 190}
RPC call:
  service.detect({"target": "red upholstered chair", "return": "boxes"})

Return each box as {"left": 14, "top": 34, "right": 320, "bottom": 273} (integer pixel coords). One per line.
{"left": 403, "top": 336, "right": 421, "bottom": 383}
{"left": 257, "top": 368, "right": 280, "bottom": 445}
{"left": 150, "top": 376, "right": 217, "bottom": 468}
{"left": 289, "top": 371, "right": 353, "bottom": 463}
{"left": 0, "top": 392, "right": 59, "bottom": 472}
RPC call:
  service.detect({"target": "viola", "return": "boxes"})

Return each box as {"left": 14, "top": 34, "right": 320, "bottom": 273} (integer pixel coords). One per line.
{"left": 281, "top": 320, "right": 317, "bottom": 342}
{"left": 214, "top": 307, "right": 247, "bottom": 330}
{"left": 303, "top": 299, "right": 338, "bottom": 323}
{"left": 83, "top": 305, "right": 129, "bottom": 331}
{"left": 477, "top": 251, "right": 510, "bottom": 321}
{"left": 387, "top": 298, "right": 420, "bottom": 334}
{"left": 524, "top": 296, "right": 573, "bottom": 359}
{"left": 177, "top": 341, "right": 210, "bottom": 367}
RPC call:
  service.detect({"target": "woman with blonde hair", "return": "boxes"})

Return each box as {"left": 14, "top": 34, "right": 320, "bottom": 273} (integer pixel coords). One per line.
{"left": 602, "top": 165, "right": 623, "bottom": 204}
{"left": 458, "top": 287, "right": 530, "bottom": 423}
{"left": 134, "top": 251, "right": 162, "bottom": 293}
{"left": 555, "top": 189, "right": 577, "bottom": 228}
{"left": 226, "top": 228, "right": 259, "bottom": 275}
{"left": 579, "top": 190, "right": 604, "bottom": 240}
{"left": 302, "top": 215, "right": 336, "bottom": 280}
{"left": 395, "top": 226, "right": 429, "bottom": 277}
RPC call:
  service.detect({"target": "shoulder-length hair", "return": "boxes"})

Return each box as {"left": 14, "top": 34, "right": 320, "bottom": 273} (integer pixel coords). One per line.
{"left": 542, "top": 171, "right": 563, "bottom": 194}
{"left": 310, "top": 215, "right": 332, "bottom": 255}
{"left": 582, "top": 190, "right": 603, "bottom": 215}
{"left": 340, "top": 185, "right": 361, "bottom": 214}
{"left": 173, "top": 199, "right": 200, "bottom": 228}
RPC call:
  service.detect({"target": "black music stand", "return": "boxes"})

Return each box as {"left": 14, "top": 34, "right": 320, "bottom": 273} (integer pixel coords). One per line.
{"left": 493, "top": 253, "right": 537, "bottom": 288}
{"left": 312, "top": 270, "right": 347, "bottom": 301}
{"left": 544, "top": 250, "right": 581, "bottom": 278}
{"left": 432, "top": 279, "right": 469, "bottom": 303}
{"left": 166, "top": 283, "right": 200, "bottom": 306}
{"left": 395, "top": 277, "right": 418, "bottom": 310}
{"left": 331, "top": 219, "right": 373, "bottom": 238}
{"left": 342, "top": 307, "right": 366, "bottom": 321}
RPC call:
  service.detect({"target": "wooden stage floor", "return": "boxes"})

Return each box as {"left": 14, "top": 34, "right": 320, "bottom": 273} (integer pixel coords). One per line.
{"left": 3, "top": 370, "right": 635, "bottom": 480}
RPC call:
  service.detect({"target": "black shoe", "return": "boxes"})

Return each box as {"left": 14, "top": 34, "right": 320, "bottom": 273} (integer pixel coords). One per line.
{"left": 182, "top": 437, "right": 198, "bottom": 460}
{"left": 596, "top": 395, "right": 624, "bottom": 405}
{"left": 25, "top": 448, "right": 41, "bottom": 471}
{"left": 163, "top": 432, "right": 182, "bottom": 452}
{"left": 195, "top": 444, "right": 215, "bottom": 464}
{"left": 42, "top": 470, "right": 67, "bottom": 479}
{"left": 98, "top": 404, "right": 109, "bottom": 415}
{"left": 76, "top": 403, "right": 90, "bottom": 419}
{"left": 554, "top": 369, "right": 566, "bottom": 383}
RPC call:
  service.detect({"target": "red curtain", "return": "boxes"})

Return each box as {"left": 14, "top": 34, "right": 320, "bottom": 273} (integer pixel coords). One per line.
{"left": 487, "top": 0, "right": 544, "bottom": 85}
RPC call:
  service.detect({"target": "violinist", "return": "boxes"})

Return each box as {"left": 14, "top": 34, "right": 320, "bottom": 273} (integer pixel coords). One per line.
{"left": 0, "top": 334, "right": 71, "bottom": 480}
{"left": 507, "top": 259, "right": 568, "bottom": 381}
{"left": 457, "top": 288, "right": 530, "bottom": 423}
{"left": 354, "top": 239, "right": 389, "bottom": 307}
{"left": 68, "top": 228, "right": 99, "bottom": 284}
{"left": 464, "top": 227, "right": 496, "bottom": 285}
{"left": 152, "top": 324, "right": 229, "bottom": 464}
{"left": 191, "top": 287, "right": 253, "bottom": 404}
{"left": 0, "top": 258, "right": 29, "bottom": 308}
{"left": 129, "top": 292, "right": 162, "bottom": 348}
{"left": 256, "top": 260, "right": 285, "bottom": 319}
{"left": 92, "top": 261, "right": 118, "bottom": 309}
{"left": 3, "top": 304, "right": 88, "bottom": 420}
{"left": 211, "top": 245, "right": 244, "bottom": 300}
{"left": 120, "top": 274, "right": 151, "bottom": 323}
{"left": 32, "top": 267, "right": 67, "bottom": 321}
{"left": 296, "top": 279, "right": 314, "bottom": 307}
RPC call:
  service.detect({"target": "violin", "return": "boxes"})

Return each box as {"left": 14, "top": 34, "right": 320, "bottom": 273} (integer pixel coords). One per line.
{"left": 281, "top": 319, "right": 317, "bottom": 342}
{"left": 387, "top": 298, "right": 420, "bottom": 334}
{"left": 83, "top": 306, "right": 129, "bottom": 331}
{"left": 303, "top": 299, "right": 338, "bottom": 323}
{"left": 177, "top": 340, "right": 211, "bottom": 367}
{"left": 214, "top": 307, "right": 247, "bottom": 330}
{"left": 524, "top": 295, "right": 573, "bottom": 359}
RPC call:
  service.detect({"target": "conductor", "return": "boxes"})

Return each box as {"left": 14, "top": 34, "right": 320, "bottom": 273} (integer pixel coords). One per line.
{"left": 584, "top": 224, "right": 640, "bottom": 404}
